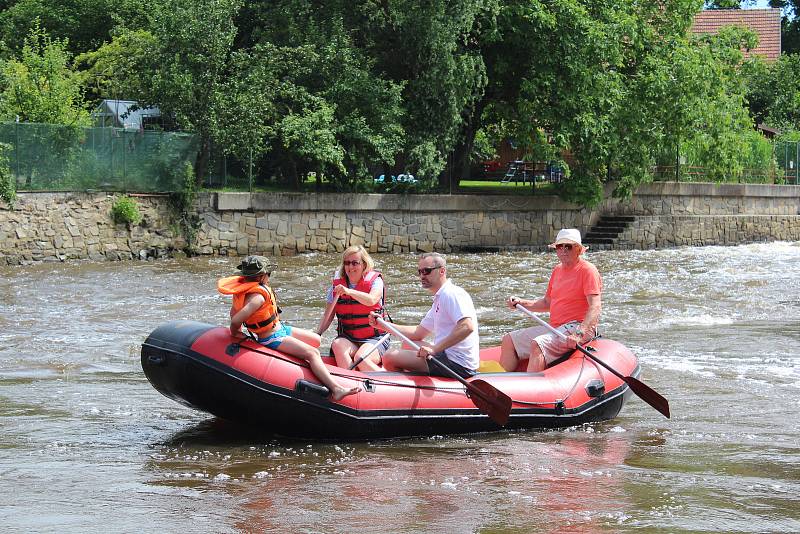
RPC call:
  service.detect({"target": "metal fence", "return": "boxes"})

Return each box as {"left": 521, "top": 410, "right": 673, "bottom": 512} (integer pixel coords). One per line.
{"left": 0, "top": 122, "right": 197, "bottom": 192}
{"left": 652, "top": 141, "right": 800, "bottom": 185}
{"left": 775, "top": 141, "right": 800, "bottom": 185}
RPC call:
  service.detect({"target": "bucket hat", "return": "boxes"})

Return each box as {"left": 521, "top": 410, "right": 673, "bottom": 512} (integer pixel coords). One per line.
{"left": 237, "top": 255, "right": 276, "bottom": 276}
{"left": 549, "top": 228, "right": 585, "bottom": 248}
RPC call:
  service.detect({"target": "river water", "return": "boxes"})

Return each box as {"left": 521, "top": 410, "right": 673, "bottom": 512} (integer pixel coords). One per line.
{"left": 1, "top": 243, "right": 798, "bottom": 533}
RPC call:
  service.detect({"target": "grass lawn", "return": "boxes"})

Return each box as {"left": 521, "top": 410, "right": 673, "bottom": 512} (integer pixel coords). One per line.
{"left": 203, "top": 175, "right": 559, "bottom": 195}
{"left": 457, "top": 179, "right": 558, "bottom": 195}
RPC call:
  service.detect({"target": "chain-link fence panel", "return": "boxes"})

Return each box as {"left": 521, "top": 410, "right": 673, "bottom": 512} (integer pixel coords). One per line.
{"left": 0, "top": 122, "right": 198, "bottom": 192}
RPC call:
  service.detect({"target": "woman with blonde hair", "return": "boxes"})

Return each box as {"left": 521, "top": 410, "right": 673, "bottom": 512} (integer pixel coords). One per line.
{"left": 316, "top": 245, "right": 389, "bottom": 371}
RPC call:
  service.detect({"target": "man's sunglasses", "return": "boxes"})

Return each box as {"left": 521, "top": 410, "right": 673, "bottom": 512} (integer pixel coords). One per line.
{"left": 555, "top": 244, "right": 574, "bottom": 250}
{"left": 417, "top": 265, "right": 441, "bottom": 276}
{"left": 343, "top": 260, "right": 362, "bottom": 266}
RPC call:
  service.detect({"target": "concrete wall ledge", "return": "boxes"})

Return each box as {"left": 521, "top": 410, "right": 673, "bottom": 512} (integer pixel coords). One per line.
{"left": 215, "top": 191, "right": 581, "bottom": 212}
{"left": 634, "top": 181, "right": 800, "bottom": 198}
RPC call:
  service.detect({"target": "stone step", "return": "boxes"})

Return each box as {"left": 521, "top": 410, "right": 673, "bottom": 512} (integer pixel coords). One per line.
{"left": 584, "top": 231, "right": 620, "bottom": 239}
{"left": 601, "top": 215, "right": 636, "bottom": 223}
{"left": 590, "top": 224, "right": 628, "bottom": 232}
{"left": 583, "top": 237, "right": 616, "bottom": 244}
{"left": 583, "top": 215, "right": 637, "bottom": 249}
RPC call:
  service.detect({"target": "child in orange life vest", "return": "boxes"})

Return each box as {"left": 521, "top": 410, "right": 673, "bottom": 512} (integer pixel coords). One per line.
{"left": 218, "top": 256, "right": 360, "bottom": 401}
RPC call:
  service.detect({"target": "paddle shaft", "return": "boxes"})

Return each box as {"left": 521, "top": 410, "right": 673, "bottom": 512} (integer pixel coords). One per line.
{"left": 375, "top": 318, "right": 477, "bottom": 390}
{"left": 375, "top": 317, "right": 512, "bottom": 426}
{"left": 514, "top": 304, "right": 626, "bottom": 380}
{"left": 514, "top": 304, "right": 670, "bottom": 418}
{"left": 348, "top": 332, "right": 391, "bottom": 370}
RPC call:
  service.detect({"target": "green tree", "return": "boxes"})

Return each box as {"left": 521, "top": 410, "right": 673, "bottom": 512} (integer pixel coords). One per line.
{"left": 766, "top": 0, "right": 800, "bottom": 54}
{"left": 703, "top": 0, "right": 754, "bottom": 8}
{"left": 0, "top": 23, "right": 90, "bottom": 125}
{"left": 743, "top": 52, "right": 800, "bottom": 128}
{"left": 0, "top": 0, "right": 121, "bottom": 55}
{"left": 645, "top": 26, "right": 767, "bottom": 185}
{"left": 456, "top": 0, "right": 706, "bottom": 204}
{"left": 461, "top": 1, "right": 775, "bottom": 204}
{"left": 79, "top": 0, "right": 242, "bottom": 184}
{"left": 219, "top": 2, "right": 407, "bottom": 188}
{"left": 0, "top": 24, "right": 91, "bottom": 187}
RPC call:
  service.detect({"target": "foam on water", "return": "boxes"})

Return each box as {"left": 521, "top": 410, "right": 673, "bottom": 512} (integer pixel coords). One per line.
{"left": 660, "top": 314, "right": 735, "bottom": 327}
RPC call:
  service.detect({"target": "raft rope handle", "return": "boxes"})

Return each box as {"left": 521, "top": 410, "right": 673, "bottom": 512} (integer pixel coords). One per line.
{"left": 235, "top": 341, "right": 469, "bottom": 392}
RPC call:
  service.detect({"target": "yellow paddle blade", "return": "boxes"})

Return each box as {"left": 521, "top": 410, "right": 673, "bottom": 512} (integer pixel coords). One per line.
{"left": 478, "top": 360, "right": 506, "bottom": 373}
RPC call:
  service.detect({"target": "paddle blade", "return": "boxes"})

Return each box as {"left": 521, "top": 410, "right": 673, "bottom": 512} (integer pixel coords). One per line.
{"left": 624, "top": 377, "right": 671, "bottom": 419}
{"left": 467, "top": 379, "right": 513, "bottom": 427}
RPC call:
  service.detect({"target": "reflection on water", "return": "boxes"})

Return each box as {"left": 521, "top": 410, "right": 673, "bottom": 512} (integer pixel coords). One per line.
{"left": 0, "top": 243, "right": 799, "bottom": 532}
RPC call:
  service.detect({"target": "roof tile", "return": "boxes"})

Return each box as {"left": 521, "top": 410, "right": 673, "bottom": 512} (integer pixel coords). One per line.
{"left": 691, "top": 8, "right": 781, "bottom": 62}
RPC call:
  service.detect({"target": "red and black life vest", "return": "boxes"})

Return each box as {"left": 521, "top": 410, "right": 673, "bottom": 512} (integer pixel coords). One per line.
{"left": 333, "top": 270, "right": 386, "bottom": 340}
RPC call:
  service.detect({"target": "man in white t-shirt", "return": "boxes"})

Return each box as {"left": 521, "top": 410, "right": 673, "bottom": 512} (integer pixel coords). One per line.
{"left": 370, "top": 252, "right": 479, "bottom": 378}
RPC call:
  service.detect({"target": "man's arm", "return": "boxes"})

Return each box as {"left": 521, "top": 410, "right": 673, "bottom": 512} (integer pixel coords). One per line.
{"left": 419, "top": 317, "right": 475, "bottom": 357}
{"left": 507, "top": 295, "right": 550, "bottom": 312}
{"left": 575, "top": 293, "right": 601, "bottom": 343}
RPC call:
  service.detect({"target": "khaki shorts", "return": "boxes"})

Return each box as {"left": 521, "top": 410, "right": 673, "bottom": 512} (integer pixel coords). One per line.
{"left": 508, "top": 321, "right": 583, "bottom": 365}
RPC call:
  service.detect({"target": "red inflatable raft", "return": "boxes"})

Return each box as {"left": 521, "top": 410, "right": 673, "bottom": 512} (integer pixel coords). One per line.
{"left": 141, "top": 320, "right": 638, "bottom": 439}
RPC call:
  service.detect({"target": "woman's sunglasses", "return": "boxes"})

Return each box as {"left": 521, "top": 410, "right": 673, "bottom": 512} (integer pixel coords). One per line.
{"left": 555, "top": 244, "right": 574, "bottom": 250}
{"left": 417, "top": 265, "right": 441, "bottom": 276}
{"left": 343, "top": 260, "right": 362, "bottom": 266}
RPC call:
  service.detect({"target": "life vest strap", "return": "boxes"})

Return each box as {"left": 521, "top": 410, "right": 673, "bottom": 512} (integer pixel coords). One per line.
{"left": 246, "top": 312, "right": 278, "bottom": 330}
{"left": 336, "top": 312, "right": 372, "bottom": 320}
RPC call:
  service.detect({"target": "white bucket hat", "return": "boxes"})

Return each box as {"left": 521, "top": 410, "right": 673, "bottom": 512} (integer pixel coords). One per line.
{"left": 549, "top": 228, "right": 585, "bottom": 249}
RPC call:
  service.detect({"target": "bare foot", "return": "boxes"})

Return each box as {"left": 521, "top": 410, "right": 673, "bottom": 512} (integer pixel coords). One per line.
{"left": 331, "top": 386, "right": 361, "bottom": 401}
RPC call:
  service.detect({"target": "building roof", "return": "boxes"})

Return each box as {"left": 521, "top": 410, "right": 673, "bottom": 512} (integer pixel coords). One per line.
{"left": 92, "top": 99, "right": 161, "bottom": 129}
{"left": 691, "top": 8, "right": 781, "bottom": 62}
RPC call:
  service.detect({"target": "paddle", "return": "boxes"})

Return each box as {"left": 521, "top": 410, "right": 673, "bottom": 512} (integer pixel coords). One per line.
{"left": 376, "top": 317, "right": 512, "bottom": 426}
{"left": 348, "top": 333, "right": 391, "bottom": 370}
{"left": 514, "top": 304, "right": 670, "bottom": 419}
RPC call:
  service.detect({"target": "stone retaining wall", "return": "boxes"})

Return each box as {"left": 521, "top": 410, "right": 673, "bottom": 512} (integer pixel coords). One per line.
{"left": 0, "top": 192, "right": 182, "bottom": 264}
{"left": 195, "top": 192, "right": 593, "bottom": 256}
{"left": 0, "top": 182, "right": 798, "bottom": 264}
{"left": 614, "top": 215, "right": 800, "bottom": 249}
{"left": 600, "top": 182, "right": 799, "bottom": 216}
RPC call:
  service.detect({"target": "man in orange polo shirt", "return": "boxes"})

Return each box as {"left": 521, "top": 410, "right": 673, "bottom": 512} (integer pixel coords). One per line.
{"left": 499, "top": 228, "right": 602, "bottom": 372}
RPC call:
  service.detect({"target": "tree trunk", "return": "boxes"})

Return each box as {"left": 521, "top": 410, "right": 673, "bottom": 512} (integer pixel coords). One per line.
{"left": 446, "top": 98, "right": 486, "bottom": 190}
{"left": 286, "top": 159, "right": 299, "bottom": 190}
{"left": 194, "top": 136, "right": 210, "bottom": 187}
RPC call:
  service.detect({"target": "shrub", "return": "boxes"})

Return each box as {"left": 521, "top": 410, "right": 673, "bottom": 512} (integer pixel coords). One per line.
{"left": 0, "top": 142, "right": 15, "bottom": 208}
{"left": 110, "top": 195, "right": 142, "bottom": 225}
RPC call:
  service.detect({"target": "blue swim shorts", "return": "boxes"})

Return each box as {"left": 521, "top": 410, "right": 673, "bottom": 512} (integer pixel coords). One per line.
{"left": 258, "top": 323, "right": 293, "bottom": 350}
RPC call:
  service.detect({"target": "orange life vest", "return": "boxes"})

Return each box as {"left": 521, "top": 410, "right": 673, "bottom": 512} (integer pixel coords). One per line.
{"left": 333, "top": 270, "right": 386, "bottom": 340}
{"left": 217, "top": 276, "right": 280, "bottom": 336}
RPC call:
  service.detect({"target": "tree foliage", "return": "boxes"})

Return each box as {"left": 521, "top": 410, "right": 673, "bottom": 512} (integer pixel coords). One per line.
{"left": 0, "top": 0, "right": 788, "bottom": 203}
{"left": 744, "top": 52, "right": 800, "bottom": 128}
{"left": 0, "top": 22, "right": 90, "bottom": 125}
{"left": 0, "top": 0, "right": 119, "bottom": 55}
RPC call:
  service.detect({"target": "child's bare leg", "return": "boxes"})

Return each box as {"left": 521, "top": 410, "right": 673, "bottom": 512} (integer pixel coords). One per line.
{"left": 277, "top": 336, "right": 360, "bottom": 400}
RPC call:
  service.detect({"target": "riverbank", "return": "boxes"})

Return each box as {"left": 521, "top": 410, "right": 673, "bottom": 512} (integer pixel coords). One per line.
{"left": 1, "top": 182, "right": 798, "bottom": 264}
